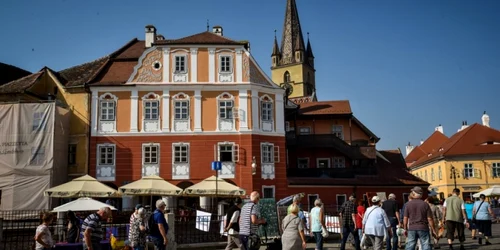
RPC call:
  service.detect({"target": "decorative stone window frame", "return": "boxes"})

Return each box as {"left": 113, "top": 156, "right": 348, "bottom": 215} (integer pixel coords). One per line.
{"left": 96, "top": 143, "right": 116, "bottom": 181}
{"left": 142, "top": 142, "right": 160, "bottom": 177}
{"left": 297, "top": 158, "right": 309, "bottom": 169}
{"left": 216, "top": 92, "right": 236, "bottom": 132}
{"left": 172, "top": 49, "right": 189, "bottom": 82}
{"left": 141, "top": 92, "right": 161, "bottom": 132}
{"left": 172, "top": 142, "right": 190, "bottom": 180}
{"left": 261, "top": 142, "right": 279, "bottom": 180}
{"left": 260, "top": 94, "right": 274, "bottom": 132}
{"left": 317, "top": 158, "right": 331, "bottom": 168}
{"left": 172, "top": 92, "right": 191, "bottom": 132}
{"left": 262, "top": 185, "right": 276, "bottom": 199}
{"left": 217, "top": 50, "right": 234, "bottom": 83}
{"left": 99, "top": 93, "right": 118, "bottom": 133}
{"left": 333, "top": 156, "right": 345, "bottom": 168}
{"left": 215, "top": 141, "right": 239, "bottom": 178}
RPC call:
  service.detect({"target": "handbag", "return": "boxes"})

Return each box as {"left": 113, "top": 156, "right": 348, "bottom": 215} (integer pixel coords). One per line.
{"left": 321, "top": 226, "right": 329, "bottom": 238}
{"left": 472, "top": 201, "right": 485, "bottom": 224}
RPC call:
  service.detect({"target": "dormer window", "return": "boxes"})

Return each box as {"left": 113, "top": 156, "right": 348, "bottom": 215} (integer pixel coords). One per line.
{"left": 219, "top": 55, "right": 232, "bottom": 73}
{"left": 174, "top": 55, "right": 187, "bottom": 73}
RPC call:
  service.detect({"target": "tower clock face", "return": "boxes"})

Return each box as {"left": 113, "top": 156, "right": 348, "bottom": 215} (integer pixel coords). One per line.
{"left": 280, "top": 82, "right": 294, "bottom": 96}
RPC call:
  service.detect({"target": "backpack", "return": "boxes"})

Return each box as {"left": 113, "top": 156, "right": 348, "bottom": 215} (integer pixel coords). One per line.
{"left": 146, "top": 211, "right": 158, "bottom": 235}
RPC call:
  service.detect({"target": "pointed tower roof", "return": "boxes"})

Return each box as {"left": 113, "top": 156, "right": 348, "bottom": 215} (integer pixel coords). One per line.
{"left": 272, "top": 30, "right": 281, "bottom": 56}
{"left": 280, "top": 0, "right": 306, "bottom": 64}
{"left": 306, "top": 33, "right": 314, "bottom": 58}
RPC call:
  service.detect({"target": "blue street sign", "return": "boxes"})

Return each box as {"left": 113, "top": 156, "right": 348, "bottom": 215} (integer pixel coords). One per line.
{"left": 211, "top": 161, "right": 222, "bottom": 171}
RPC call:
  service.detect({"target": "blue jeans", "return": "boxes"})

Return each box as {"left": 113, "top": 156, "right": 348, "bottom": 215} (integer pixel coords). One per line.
{"left": 133, "top": 247, "right": 145, "bottom": 250}
{"left": 239, "top": 235, "right": 249, "bottom": 250}
{"left": 386, "top": 217, "right": 398, "bottom": 250}
{"left": 313, "top": 232, "right": 323, "bottom": 250}
{"left": 151, "top": 237, "right": 166, "bottom": 250}
{"left": 341, "top": 225, "right": 361, "bottom": 250}
{"left": 405, "top": 230, "right": 431, "bottom": 250}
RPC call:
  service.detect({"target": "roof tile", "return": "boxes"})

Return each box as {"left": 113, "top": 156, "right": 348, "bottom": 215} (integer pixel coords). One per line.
{"left": 154, "top": 31, "right": 246, "bottom": 45}
{"left": 0, "top": 71, "right": 43, "bottom": 94}
{"left": 298, "top": 100, "right": 352, "bottom": 115}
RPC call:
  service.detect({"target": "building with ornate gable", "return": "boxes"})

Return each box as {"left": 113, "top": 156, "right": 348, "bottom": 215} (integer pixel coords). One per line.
{"left": 86, "top": 25, "right": 288, "bottom": 206}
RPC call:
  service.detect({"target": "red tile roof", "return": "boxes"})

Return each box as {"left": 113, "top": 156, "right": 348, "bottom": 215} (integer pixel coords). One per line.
{"left": 0, "top": 71, "right": 43, "bottom": 94}
{"left": 406, "top": 131, "right": 449, "bottom": 164}
{"left": 298, "top": 100, "right": 352, "bottom": 115}
{"left": 409, "top": 123, "right": 500, "bottom": 167}
{"left": 288, "top": 149, "right": 429, "bottom": 186}
{"left": 154, "top": 31, "right": 246, "bottom": 45}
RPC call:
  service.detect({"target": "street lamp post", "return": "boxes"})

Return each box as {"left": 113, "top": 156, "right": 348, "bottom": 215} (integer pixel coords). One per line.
{"left": 212, "top": 161, "right": 222, "bottom": 202}
{"left": 450, "top": 166, "right": 461, "bottom": 190}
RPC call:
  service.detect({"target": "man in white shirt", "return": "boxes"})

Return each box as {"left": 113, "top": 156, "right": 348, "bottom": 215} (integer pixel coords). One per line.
{"left": 363, "top": 196, "right": 392, "bottom": 250}
{"left": 224, "top": 197, "right": 243, "bottom": 250}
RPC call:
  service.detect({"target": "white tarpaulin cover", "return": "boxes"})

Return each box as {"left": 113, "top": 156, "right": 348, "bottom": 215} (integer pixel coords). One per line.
{"left": 0, "top": 103, "right": 69, "bottom": 210}
{"left": 473, "top": 185, "right": 500, "bottom": 198}
{"left": 52, "top": 197, "right": 117, "bottom": 212}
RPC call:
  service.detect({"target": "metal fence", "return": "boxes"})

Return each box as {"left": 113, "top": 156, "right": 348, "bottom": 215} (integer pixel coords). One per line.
{"left": 174, "top": 215, "right": 226, "bottom": 245}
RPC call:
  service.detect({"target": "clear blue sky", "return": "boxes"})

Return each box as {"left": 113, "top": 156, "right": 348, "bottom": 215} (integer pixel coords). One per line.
{"left": 1, "top": 0, "right": 499, "bottom": 151}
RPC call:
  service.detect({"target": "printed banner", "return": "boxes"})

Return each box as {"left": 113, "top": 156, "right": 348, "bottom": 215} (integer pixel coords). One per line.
{"left": 196, "top": 210, "right": 212, "bottom": 232}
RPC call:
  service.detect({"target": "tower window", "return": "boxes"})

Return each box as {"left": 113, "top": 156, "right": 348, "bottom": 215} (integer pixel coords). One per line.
{"left": 284, "top": 71, "right": 291, "bottom": 83}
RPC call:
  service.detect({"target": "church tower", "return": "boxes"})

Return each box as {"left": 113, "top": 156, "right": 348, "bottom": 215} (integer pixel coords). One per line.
{"left": 271, "top": 0, "right": 316, "bottom": 101}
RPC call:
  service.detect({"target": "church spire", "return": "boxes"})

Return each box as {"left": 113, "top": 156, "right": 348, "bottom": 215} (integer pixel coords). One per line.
{"left": 306, "top": 32, "right": 314, "bottom": 58}
{"left": 280, "top": 0, "right": 305, "bottom": 65}
{"left": 272, "top": 30, "right": 280, "bottom": 56}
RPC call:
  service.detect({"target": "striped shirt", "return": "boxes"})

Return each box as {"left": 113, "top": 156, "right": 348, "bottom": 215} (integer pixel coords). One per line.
{"left": 238, "top": 202, "right": 259, "bottom": 236}
{"left": 81, "top": 213, "right": 103, "bottom": 241}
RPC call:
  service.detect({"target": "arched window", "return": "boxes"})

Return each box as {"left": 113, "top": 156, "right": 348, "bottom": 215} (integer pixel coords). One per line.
{"left": 283, "top": 71, "right": 291, "bottom": 83}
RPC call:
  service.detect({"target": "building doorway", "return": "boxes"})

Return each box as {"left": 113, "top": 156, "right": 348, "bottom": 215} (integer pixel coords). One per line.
{"left": 308, "top": 194, "right": 318, "bottom": 212}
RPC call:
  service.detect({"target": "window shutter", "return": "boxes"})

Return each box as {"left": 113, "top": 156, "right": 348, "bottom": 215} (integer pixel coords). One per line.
{"left": 474, "top": 169, "right": 481, "bottom": 179}
{"left": 233, "top": 144, "right": 239, "bottom": 163}
{"left": 112, "top": 101, "right": 116, "bottom": 120}
{"left": 232, "top": 107, "right": 240, "bottom": 119}
{"left": 274, "top": 146, "right": 280, "bottom": 163}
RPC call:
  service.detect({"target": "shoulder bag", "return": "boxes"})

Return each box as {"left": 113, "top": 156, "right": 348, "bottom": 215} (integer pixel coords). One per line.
{"left": 472, "top": 201, "right": 485, "bottom": 224}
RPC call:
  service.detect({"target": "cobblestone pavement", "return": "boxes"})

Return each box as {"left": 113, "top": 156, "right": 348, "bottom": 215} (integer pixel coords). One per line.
{"left": 258, "top": 223, "right": 500, "bottom": 249}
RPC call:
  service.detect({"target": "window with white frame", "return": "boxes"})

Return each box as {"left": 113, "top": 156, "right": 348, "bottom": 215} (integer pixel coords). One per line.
{"left": 219, "top": 100, "right": 233, "bottom": 119}
{"left": 438, "top": 165, "right": 442, "bottom": 180}
{"left": 173, "top": 144, "right": 189, "bottom": 163}
{"left": 219, "top": 55, "right": 232, "bottom": 73}
{"left": 317, "top": 158, "right": 330, "bottom": 168}
{"left": 100, "top": 100, "right": 115, "bottom": 121}
{"left": 174, "top": 100, "right": 189, "bottom": 120}
{"left": 143, "top": 144, "right": 159, "bottom": 164}
{"left": 30, "top": 147, "right": 45, "bottom": 165}
{"left": 431, "top": 168, "right": 435, "bottom": 181}
{"left": 218, "top": 143, "right": 239, "bottom": 162}
{"left": 297, "top": 158, "right": 309, "bottom": 168}
{"left": 493, "top": 163, "right": 500, "bottom": 178}
{"left": 98, "top": 145, "right": 115, "bottom": 165}
{"left": 32, "top": 112, "right": 44, "bottom": 131}
{"left": 144, "top": 100, "right": 159, "bottom": 120}
{"left": 336, "top": 194, "right": 347, "bottom": 207}
{"left": 262, "top": 186, "right": 275, "bottom": 199}
{"left": 333, "top": 157, "right": 345, "bottom": 168}
{"left": 299, "top": 127, "right": 311, "bottom": 135}
{"left": 464, "top": 163, "right": 474, "bottom": 178}
{"left": 332, "top": 125, "right": 344, "bottom": 139}
{"left": 174, "top": 55, "right": 187, "bottom": 73}
{"left": 261, "top": 100, "right": 273, "bottom": 122}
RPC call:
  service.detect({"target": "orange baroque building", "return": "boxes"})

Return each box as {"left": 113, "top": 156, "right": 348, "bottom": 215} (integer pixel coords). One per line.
{"left": 87, "top": 26, "right": 287, "bottom": 205}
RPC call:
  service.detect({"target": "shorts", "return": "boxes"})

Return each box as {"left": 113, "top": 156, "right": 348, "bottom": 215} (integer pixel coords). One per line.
{"left": 445, "top": 220, "right": 465, "bottom": 242}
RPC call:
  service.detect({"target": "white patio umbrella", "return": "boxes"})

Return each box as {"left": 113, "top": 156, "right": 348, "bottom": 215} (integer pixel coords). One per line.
{"left": 44, "top": 175, "right": 118, "bottom": 198}
{"left": 118, "top": 175, "right": 183, "bottom": 196}
{"left": 183, "top": 176, "right": 246, "bottom": 197}
{"left": 473, "top": 185, "right": 500, "bottom": 198}
{"left": 52, "top": 197, "right": 117, "bottom": 212}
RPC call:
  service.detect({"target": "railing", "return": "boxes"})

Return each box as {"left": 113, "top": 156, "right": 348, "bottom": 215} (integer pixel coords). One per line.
{"left": 174, "top": 215, "right": 226, "bottom": 245}
{"left": 287, "top": 167, "right": 377, "bottom": 178}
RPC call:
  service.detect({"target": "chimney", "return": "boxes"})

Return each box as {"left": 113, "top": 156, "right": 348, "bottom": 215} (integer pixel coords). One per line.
{"left": 458, "top": 120, "right": 469, "bottom": 132}
{"left": 420, "top": 139, "right": 424, "bottom": 145}
{"left": 212, "top": 25, "right": 223, "bottom": 36}
{"left": 406, "top": 142, "right": 415, "bottom": 157}
{"left": 156, "top": 34, "right": 165, "bottom": 41}
{"left": 482, "top": 111, "right": 490, "bottom": 127}
{"left": 145, "top": 25, "right": 157, "bottom": 48}
{"left": 435, "top": 124, "right": 444, "bottom": 134}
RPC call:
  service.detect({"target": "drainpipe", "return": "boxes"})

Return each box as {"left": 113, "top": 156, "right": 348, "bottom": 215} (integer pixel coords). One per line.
{"left": 349, "top": 117, "right": 353, "bottom": 145}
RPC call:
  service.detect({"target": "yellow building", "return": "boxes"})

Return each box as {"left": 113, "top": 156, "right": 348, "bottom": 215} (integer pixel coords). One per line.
{"left": 0, "top": 59, "right": 107, "bottom": 178}
{"left": 405, "top": 112, "right": 500, "bottom": 200}
{"left": 271, "top": 0, "right": 316, "bottom": 103}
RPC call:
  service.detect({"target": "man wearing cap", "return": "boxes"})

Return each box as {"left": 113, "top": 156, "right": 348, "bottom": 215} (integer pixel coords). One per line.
{"left": 339, "top": 194, "right": 361, "bottom": 250}
{"left": 382, "top": 193, "right": 400, "bottom": 250}
{"left": 403, "top": 186, "right": 436, "bottom": 250}
{"left": 150, "top": 199, "right": 169, "bottom": 250}
{"left": 363, "top": 196, "right": 392, "bottom": 250}
{"left": 224, "top": 197, "right": 243, "bottom": 250}
{"left": 129, "top": 204, "right": 143, "bottom": 242}
{"left": 442, "top": 188, "right": 468, "bottom": 250}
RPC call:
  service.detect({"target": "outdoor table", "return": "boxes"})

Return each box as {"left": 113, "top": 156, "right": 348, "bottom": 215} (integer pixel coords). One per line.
{"left": 54, "top": 240, "right": 110, "bottom": 250}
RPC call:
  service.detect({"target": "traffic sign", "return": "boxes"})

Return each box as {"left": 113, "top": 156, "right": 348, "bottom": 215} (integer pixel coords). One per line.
{"left": 211, "top": 161, "right": 222, "bottom": 171}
